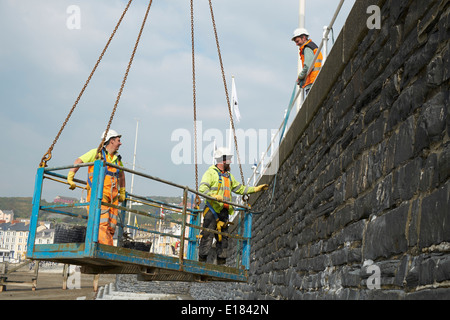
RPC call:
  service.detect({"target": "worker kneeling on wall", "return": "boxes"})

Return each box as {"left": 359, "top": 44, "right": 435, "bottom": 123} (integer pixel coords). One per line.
{"left": 198, "top": 147, "right": 268, "bottom": 265}
{"left": 67, "top": 130, "right": 126, "bottom": 246}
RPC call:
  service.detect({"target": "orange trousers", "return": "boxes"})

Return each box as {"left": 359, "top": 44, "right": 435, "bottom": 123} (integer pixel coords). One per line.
{"left": 87, "top": 188, "right": 118, "bottom": 246}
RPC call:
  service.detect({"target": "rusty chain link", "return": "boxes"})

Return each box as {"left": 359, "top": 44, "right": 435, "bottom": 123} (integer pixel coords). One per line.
{"left": 190, "top": 0, "right": 202, "bottom": 207}
{"left": 40, "top": 0, "right": 245, "bottom": 209}
{"left": 207, "top": 0, "right": 246, "bottom": 186}
{"left": 39, "top": 0, "right": 134, "bottom": 167}
{"left": 96, "top": 0, "right": 153, "bottom": 159}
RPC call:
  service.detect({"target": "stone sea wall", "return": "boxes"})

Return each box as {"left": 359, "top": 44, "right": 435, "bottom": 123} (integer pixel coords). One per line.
{"left": 116, "top": 0, "right": 450, "bottom": 300}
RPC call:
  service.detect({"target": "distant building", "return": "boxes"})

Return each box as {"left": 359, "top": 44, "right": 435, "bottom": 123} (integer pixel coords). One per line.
{"left": 130, "top": 221, "right": 181, "bottom": 256}
{"left": 0, "top": 248, "right": 11, "bottom": 262}
{"left": 53, "top": 196, "right": 78, "bottom": 204}
{"left": 0, "top": 222, "right": 29, "bottom": 262}
{"left": 0, "top": 210, "right": 14, "bottom": 223}
{"left": 35, "top": 228, "right": 55, "bottom": 246}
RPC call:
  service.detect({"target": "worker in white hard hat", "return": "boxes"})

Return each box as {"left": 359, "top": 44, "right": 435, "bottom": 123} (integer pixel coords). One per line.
{"left": 198, "top": 147, "right": 268, "bottom": 265}
{"left": 67, "top": 129, "right": 126, "bottom": 246}
{"left": 292, "top": 28, "right": 323, "bottom": 95}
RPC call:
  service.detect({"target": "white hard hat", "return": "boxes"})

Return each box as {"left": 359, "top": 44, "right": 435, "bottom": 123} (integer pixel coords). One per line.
{"left": 214, "top": 147, "right": 233, "bottom": 162}
{"left": 101, "top": 129, "right": 121, "bottom": 143}
{"left": 292, "top": 28, "right": 309, "bottom": 40}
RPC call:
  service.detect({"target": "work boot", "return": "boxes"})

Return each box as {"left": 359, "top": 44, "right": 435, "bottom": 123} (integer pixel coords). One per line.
{"left": 217, "top": 258, "right": 226, "bottom": 265}
{"left": 199, "top": 255, "right": 207, "bottom": 263}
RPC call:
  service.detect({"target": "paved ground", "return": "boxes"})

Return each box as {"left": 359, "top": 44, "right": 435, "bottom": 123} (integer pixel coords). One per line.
{"left": 0, "top": 269, "right": 116, "bottom": 300}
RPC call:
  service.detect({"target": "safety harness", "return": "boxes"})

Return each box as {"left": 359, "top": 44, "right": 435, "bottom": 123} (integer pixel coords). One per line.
{"left": 203, "top": 167, "right": 231, "bottom": 241}
{"left": 87, "top": 148, "right": 121, "bottom": 188}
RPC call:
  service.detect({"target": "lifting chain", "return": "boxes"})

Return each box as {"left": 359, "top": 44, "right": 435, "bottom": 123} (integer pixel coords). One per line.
{"left": 190, "top": 0, "right": 201, "bottom": 208}
{"left": 96, "top": 0, "right": 154, "bottom": 159}
{"left": 207, "top": 0, "right": 246, "bottom": 187}
{"left": 39, "top": 0, "right": 134, "bottom": 168}
{"left": 190, "top": 0, "right": 246, "bottom": 199}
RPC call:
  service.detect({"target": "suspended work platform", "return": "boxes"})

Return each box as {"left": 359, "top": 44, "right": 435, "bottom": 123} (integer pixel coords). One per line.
{"left": 27, "top": 160, "right": 253, "bottom": 282}
{"left": 26, "top": 0, "right": 256, "bottom": 284}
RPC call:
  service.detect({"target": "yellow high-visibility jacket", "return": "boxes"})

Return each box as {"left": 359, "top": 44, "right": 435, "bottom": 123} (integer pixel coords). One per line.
{"left": 199, "top": 165, "right": 256, "bottom": 216}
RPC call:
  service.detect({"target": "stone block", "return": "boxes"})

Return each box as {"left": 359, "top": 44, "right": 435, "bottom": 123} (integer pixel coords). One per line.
{"left": 442, "top": 42, "right": 450, "bottom": 84}
{"left": 406, "top": 288, "right": 450, "bottom": 300}
{"left": 405, "top": 258, "right": 420, "bottom": 289}
{"left": 418, "top": 153, "right": 438, "bottom": 192}
{"left": 363, "top": 204, "right": 409, "bottom": 260}
{"left": 418, "top": 255, "right": 436, "bottom": 286}
{"left": 365, "top": 115, "right": 386, "bottom": 149}
{"left": 427, "top": 55, "right": 444, "bottom": 87}
{"left": 402, "top": 32, "right": 439, "bottom": 87}
{"left": 393, "top": 158, "right": 422, "bottom": 202}
{"left": 394, "top": 117, "right": 414, "bottom": 166}
{"left": 435, "top": 255, "right": 450, "bottom": 283}
{"left": 438, "top": 142, "right": 450, "bottom": 183}
{"left": 387, "top": 78, "right": 426, "bottom": 133}
{"left": 393, "top": 255, "right": 410, "bottom": 287}
{"left": 416, "top": 91, "right": 447, "bottom": 143}
{"left": 419, "top": 182, "right": 450, "bottom": 248}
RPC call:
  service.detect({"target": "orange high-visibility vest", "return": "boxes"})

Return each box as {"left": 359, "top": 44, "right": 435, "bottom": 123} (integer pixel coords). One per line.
{"left": 218, "top": 170, "right": 231, "bottom": 210}
{"left": 299, "top": 39, "right": 323, "bottom": 88}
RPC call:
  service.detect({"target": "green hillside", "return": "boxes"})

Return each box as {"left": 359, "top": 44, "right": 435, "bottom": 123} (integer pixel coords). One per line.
{"left": 0, "top": 196, "right": 185, "bottom": 224}
{"left": 0, "top": 197, "right": 39, "bottom": 219}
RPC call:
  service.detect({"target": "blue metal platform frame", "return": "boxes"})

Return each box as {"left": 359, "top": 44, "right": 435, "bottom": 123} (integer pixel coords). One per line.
{"left": 26, "top": 160, "right": 252, "bottom": 282}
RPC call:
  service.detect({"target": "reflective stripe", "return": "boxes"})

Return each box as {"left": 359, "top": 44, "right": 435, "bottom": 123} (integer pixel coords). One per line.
{"left": 100, "top": 217, "right": 110, "bottom": 223}
{"left": 232, "top": 183, "right": 243, "bottom": 192}
{"left": 299, "top": 39, "right": 323, "bottom": 88}
{"left": 222, "top": 175, "right": 231, "bottom": 209}
{"left": 213, "top": 168, "right": 231, "bottom": 210}
{"left": 103, "top": 195, "right": 118, "bottom": 203}
{"left": 200, "top": 181, "right": 211, "bottom": 188}
{"left": 109, "top": 221, "right": 117, "bottom": 229}
{"left": 100, "top": 212, "right": 117, "bottom": 229}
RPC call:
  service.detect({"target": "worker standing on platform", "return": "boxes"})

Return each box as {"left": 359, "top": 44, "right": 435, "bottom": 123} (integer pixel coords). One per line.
{"left": 67, "top": 130, "right": 126, "bottom": 246}
{"left": 292, "top": 28, "right": 323, "bottom": 96}
{"left": 198, "top": 147, "right": 268, "bottom": 265}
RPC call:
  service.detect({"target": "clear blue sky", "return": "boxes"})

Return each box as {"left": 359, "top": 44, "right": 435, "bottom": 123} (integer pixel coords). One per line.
{"left": 0, "top": 0, "right": 355, "bottom": 201}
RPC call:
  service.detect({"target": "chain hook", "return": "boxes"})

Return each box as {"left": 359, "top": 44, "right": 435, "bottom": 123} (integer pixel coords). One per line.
{"left": 39, "top": 152, "right": 52, "bottom": 168}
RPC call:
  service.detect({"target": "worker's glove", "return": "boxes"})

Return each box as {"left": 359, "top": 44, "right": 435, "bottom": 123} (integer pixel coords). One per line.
{"left": 297, "top": 77, "right": 306, "bottom": 87}
{"left": 254, "top": 184, "right": 269, "bottom": 192}
{"left": 212, "top": 194, "right": 223, "bottom": 202}
{"left": 216, "top": 220, "right": 227, "bottom": 242}
{"left": 67, "top": 171, "right": 77, "bottom": 190}
{"left": 119, "top": 187, "right": 126, "bottom": 202}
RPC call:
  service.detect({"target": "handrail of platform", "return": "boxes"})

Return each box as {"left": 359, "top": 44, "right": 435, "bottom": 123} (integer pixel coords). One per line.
{"left": 29, "top": 160, "right": 253, "bottom": 273}
{"left": 43, "top": 165, "right": 251, "bottom": 242}
{"left": 44, "top": 162, "right": 251, "bottom": 211}
{"left": 104, "top": 162, "right": 252, "bottom": 211}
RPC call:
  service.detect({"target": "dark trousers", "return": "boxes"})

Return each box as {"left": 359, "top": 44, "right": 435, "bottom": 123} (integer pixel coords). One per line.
{"left": 199, "top": 207, "right": 229, "bottom": 262}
